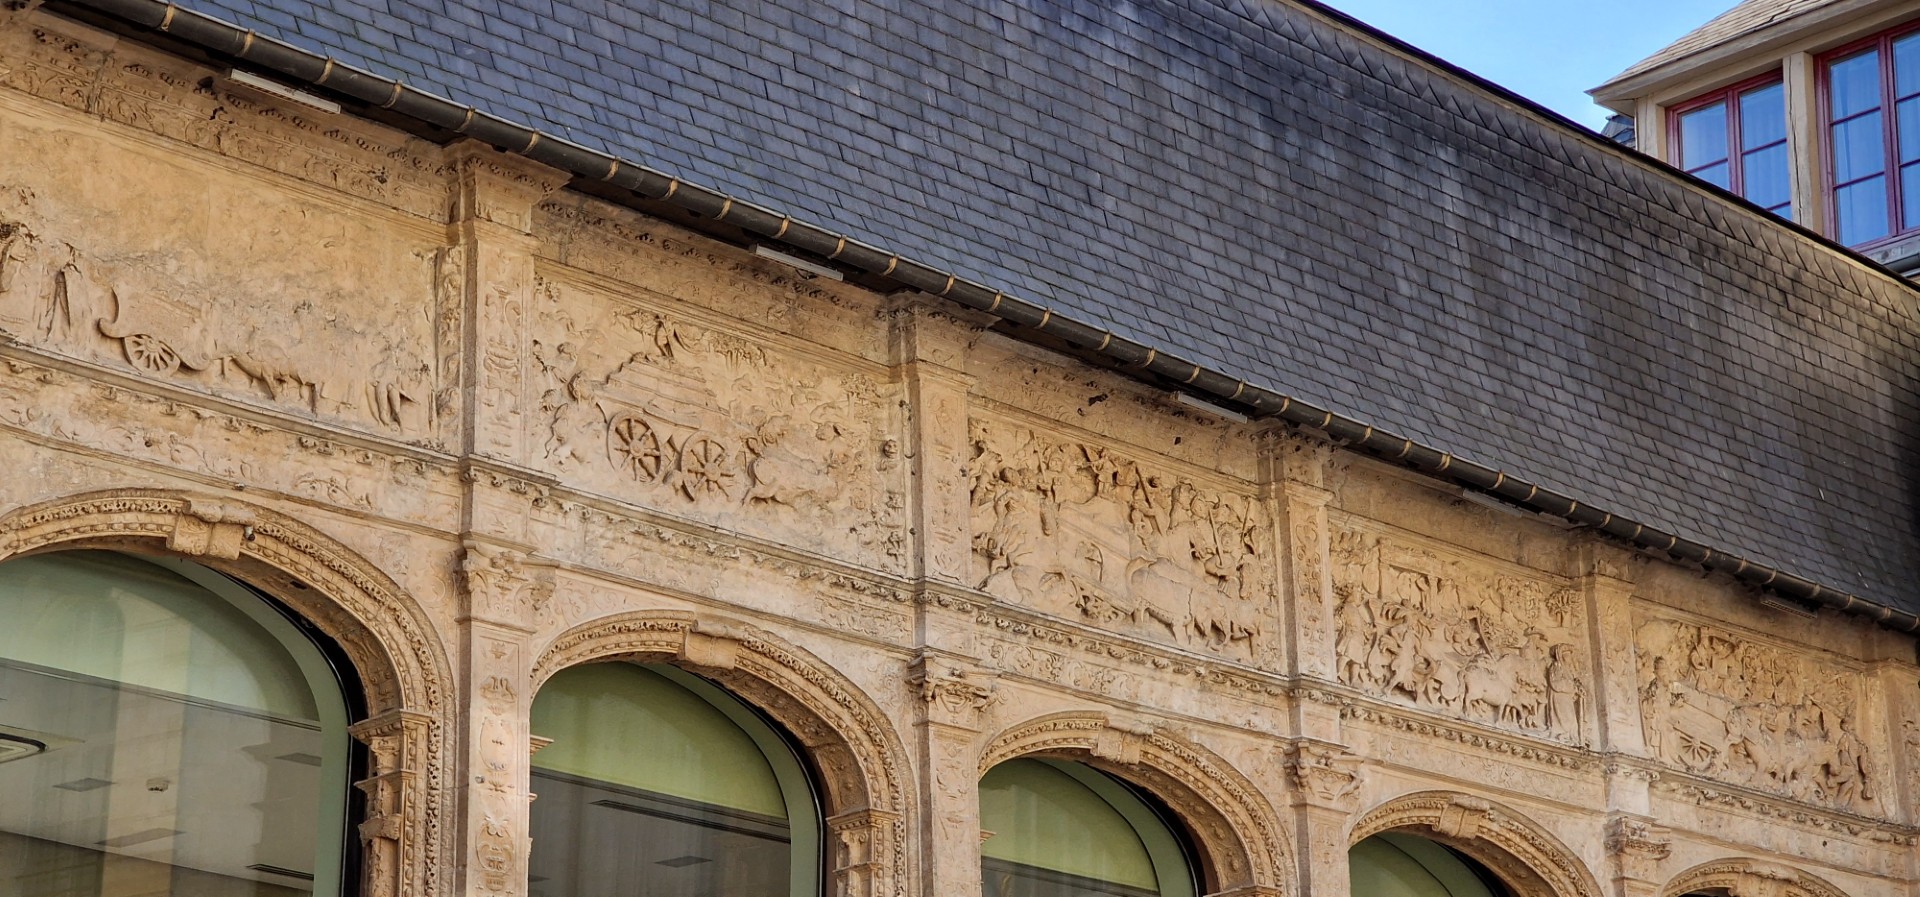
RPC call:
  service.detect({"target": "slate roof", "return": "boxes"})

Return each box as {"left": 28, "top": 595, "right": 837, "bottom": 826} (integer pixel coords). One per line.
{"left": 1602, "top": 0, "right": 1836, "bottom": 86}
{"left": 121, "top": 0, "right": 1920, "bottom": 614}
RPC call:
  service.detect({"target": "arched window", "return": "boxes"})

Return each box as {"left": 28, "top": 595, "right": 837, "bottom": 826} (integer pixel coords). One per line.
{"left": 978, "top": 758, "right": 1197, "bottom": 897}
{"left": 0, "top": 549, "right": 356, "bottom": 896}
{"left": 528, "top": 662, "right": 821, "bottom": 897}
{"left": 1349, "top": 832, "right": 1509, "bottom": 897}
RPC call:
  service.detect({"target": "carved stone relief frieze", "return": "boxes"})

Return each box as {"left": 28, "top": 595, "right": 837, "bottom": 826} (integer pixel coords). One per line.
{"left": 1331, "top": 525, "right": 1590, "bottom": 744}
{"left": 532, "top": 279, "right": 905, "bottom": 569}
{"left": 967, "top": 418, "right": 1276, "bottom": 664}
{"left": 0, "top": 186, "right": 444, "bottom": 442}
{"left": 1637, "top": 617, "right": 1876, "bottom": 811}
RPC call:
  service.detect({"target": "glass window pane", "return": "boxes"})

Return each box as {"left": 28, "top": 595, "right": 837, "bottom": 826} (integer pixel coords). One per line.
{"left": 1902, "top": 161, "right": 1920, "bottom": 233}
{"left": 1350, "top": 833, "right": 1504, "bottom": 897}
{"left": 1833, "top": 111, "right": 1888, "bottom": 183}
{"left": 1689, "top": 160, "right": 1730, "bottom": 189}
{"left": 0, "top": 551, "right": 351, "bottom": 897}
{"left": 1830, "top": 49, "right": 1884, "bottom": 120}
{"left": 1837, "top": 175, "right": 1891, "bottom": 244}
{"left": 1897, "top": 32, "right": 1920, "bottom": 97}
{"left": 1739, "top": 82, "right": 1786, "bottom": 149}
{"left": 1900, "top": 95, "right": 1920, "bottom": 163}
{"left": 1678, "top": 102, "right": 1728, "bottom": 168}
{"left": 980, "top": 760, "right": 1194, "bottom": 897}
{"left": 529, "top": 663, "right": 818, "bottom": 897}
{"left": 1741, "top": 143, "right": 1791, "bottom": 208}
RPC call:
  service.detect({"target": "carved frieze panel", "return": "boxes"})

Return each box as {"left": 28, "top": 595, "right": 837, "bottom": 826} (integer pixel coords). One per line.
{"left": 0, "top": 181, "right": 445, "bottom": 443}
{"left": 966, "top": 417, "right": 1277, "bottom": 664}
{"left": 1331, "top": 523, "right": 1590, "bottom": 744}
{"left": 1637, "top": 616, "right": 1876, "bottom": 812}
{"left": 532, "top": 276, "right": 905, "bottom": 570}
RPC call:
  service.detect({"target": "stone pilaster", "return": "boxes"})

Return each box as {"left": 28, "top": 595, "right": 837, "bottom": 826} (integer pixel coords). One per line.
{"left": 447, "top": 141, "right": 566, "bottom": 467}
{"left": 456, "top": 540, "right": 553, "bottom": 897}
{"left": 1284, "top": 738, "right": 1364, "bottom": 897}
{"left": 349, "top": 709, "right": 436, "bottom": 897}
{"left": 909, "top": 650, "right": 997, "bottom": 897}
{"left": 1604, "top": 814, "right": 1672, "bottom": 897}
{"left": 1579, "top": 540, "right": 1643, "bottom": 756}
{"left": 889, "top": 297, "right": 982, "bottom": 589}
{"left": 1276, "top": 436, "right": 1338, "bottom": 738}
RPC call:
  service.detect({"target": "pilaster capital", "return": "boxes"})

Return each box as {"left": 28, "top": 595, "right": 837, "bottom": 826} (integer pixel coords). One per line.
{"left": 910, "top": 650, "right": 998, "bottom": 731}
{"left": 1283, "top": 738, "right": 1364, "bottom": 810}
{"left": 446, "top": 139, "right": 569, "bottom": 231}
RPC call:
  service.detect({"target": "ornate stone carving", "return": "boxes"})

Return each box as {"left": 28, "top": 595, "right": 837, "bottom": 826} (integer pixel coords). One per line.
{"left": 1637, "top": 617, "right": 1875, "bottom": 810}
{"left": 910, "top": 653, "right": 997, "bottom": 729}
{"left": 1284, "top": 739, "right": 1363, "bottom": 807}
{"left": 0, "top": 188, "right": 441, "bottom": 438}
{"left": 1332, "top": 526, "right": 1588, "bottom": 743}
{"left": 1352, "top": 791, "right": 1602, "bottom": 897}
{"left": 979, "top": 712, "right": 1294, "bottom": 893}
{"left": 967, "top": 419, "right": 1274, "bottom": 661}
{"left": 1605, "top": 814, "right": 1671, "bottom": 887}
{"left": 532, "top": 288, "right": 903, "bottom": 566}
{"left": 460, "top": 542, "right": 554, "bottom": 630}
{"left": 1661, "top": 859, "right": 1851, "bottom": 897}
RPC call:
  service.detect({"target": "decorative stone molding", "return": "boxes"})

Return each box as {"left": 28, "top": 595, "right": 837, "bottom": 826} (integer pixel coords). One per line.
{"left": 909, "top": 651, "right": 998, "bottom": 730}
{"left": 0, "top": 488, "right": 455, "bottom": 897}
{"left": 1661, "top": 859, "right": 1850, "bottom": 897}
{"left": 1605, "top": 813, "right": 1671, "bottom": 891}
{"left": 1350, "top": 791, "right": 1602, "bottom": 897}
{"left": 979, "top": 711, "right": 1294, "bottom": 893}
{"left": 532, "top": 611, "right": 913, "bottom": 897}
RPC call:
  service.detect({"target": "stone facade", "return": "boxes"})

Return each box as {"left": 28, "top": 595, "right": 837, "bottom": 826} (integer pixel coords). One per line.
{"left": 1, "top": 7, "right": 1916, "bottom": 897}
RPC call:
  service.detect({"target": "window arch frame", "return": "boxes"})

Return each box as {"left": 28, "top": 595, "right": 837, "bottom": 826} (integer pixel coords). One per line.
{"left": 978, "top": 756, "right": 1200, "bottom": 897}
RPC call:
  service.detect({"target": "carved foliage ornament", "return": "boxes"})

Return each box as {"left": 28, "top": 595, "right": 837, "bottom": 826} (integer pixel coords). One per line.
{"left": 967, "top": 419, "right": 1275, "bottom": 663}
{"left": 1331, "top": 526, "right": 1589, "bottom": 744}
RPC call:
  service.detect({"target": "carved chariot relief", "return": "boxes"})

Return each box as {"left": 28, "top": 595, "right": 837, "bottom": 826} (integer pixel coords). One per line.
{"left": 1637, "top": 617, "right": 1875, "bottom": 810}
{"left": 1331, "top": 526, "right": 1590, "bottom": 744}
{"left": 532, "top": 280, "right": 905, "bottom": 568}
{"left": 966, "top": 418, "right": 1276, "bottom": 663}
{"left": 0, "top": 188, "right": 442, "bottom": 440}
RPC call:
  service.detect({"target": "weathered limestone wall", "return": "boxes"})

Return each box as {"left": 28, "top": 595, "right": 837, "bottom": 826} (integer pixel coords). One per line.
{"left": 0, "top": 9, "right": 1913, "bottom": 897}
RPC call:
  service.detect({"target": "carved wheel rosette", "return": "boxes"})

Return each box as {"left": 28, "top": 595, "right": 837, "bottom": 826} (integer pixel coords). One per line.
{"left": 675, "top": 433, "right": 732, "bottom": 499}
{"left": 121, "top": 332, "right": 183, "bottom": 374}
{"left": 606, "top": 412, "right": 665, "bottom": 481}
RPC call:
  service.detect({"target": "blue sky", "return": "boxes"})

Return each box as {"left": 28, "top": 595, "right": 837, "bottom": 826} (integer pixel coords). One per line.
{"left": 1317, "top": 0, "right": 1741, "bottom": 129}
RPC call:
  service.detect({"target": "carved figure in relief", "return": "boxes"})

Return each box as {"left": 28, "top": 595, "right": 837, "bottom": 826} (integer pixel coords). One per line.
{"left": 1330, "top": 530, "right": 1587, "bottom": 742}
{"left": 0, "top": 218, "right": 34, "bottom": 294}
{"left": 967, "top": 420, "right": 1271, "bottom": 660}
{"left": 1637, "top": 618, "right": 1874, "bottom": 809}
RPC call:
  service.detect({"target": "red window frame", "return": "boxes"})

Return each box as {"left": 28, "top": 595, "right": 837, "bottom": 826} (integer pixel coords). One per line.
{"left": 1668, "top": 72, "right": 1790, "bottom": 214}
{"left": 1817, "top": 18, "right": 1920, "bottom": 247}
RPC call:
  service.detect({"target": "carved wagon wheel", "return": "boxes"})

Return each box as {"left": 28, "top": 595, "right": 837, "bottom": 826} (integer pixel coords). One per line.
{"left": 676, "top": 433, "right": 733, "bottom": 500}
{"left": 121, "top": 334, "right": 181, "bottom": 375}
{"left": 606, "top": 412, "right": 665, "bottom": 482}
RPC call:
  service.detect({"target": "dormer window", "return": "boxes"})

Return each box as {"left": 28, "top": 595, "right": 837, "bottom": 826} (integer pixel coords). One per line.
{"left": 1671, "top": 77, "right": 1792, "bottom": 220}
{"left": 1821, "top": 25, "right": 1920, "bottom": 246}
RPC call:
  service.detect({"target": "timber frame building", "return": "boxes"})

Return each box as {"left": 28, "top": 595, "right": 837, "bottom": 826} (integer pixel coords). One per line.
{"left": 0, "top": 0, "right": 1917, "bottom": 896}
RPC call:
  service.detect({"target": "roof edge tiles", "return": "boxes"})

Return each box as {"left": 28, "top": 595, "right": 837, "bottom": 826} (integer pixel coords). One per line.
{"left": 50, "top": 0, "right": 1920, "bottom": 634}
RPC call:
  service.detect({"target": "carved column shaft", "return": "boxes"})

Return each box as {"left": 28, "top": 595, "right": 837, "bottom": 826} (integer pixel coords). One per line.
{"left": 350, "top": 710, "right": 434, "bottom": 897}
{"left": 890, "top": 299, "right": 978, "bottom": 587}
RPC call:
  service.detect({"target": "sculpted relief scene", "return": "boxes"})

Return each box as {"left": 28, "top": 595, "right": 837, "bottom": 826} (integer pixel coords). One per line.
{"left": 0, "top": 183, "right": 442, "bottom": 441}
{"left": 967, "top": 418, "right": 1276, "bottom": 664}
{"left": 1331, "top": 525, "right": 1590, "bottom": 744}
{"left": 1637, "top": 617, "right": 1877, "bottom": 811}
{"left": 532, "top": 277, "right": 905, "bottom": 569}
